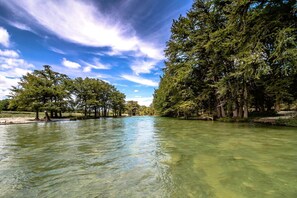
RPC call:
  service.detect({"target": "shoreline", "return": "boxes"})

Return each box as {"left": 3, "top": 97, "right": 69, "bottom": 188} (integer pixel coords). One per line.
{"left": 1, "top": 115, "right": 296, "bottom": 127}
{"left": 0, "top": 116, "right": 128, "bottom": 125}
{"left": 0, "top": 117, "right": 38, "bottom": 125}
{"left": 0, "top": 117, "right": 72, "bottom": 125}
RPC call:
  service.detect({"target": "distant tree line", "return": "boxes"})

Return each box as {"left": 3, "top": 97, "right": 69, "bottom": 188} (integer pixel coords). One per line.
{"left": 8, "top": 65, "right": 126, "bottom": 120}
{"left": 125, "top": 101, "right": 155, "bottom": 116}
{"left": 153, "top": 0, "right": 297, "bottom": 119}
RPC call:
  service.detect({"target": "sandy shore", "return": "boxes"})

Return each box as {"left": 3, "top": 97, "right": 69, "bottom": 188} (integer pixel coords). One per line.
{"left": 0, "top": 117, "right": 74, "bottom": 125}
{"left": 0, "top": 117, "right": 38, "bottom": 125}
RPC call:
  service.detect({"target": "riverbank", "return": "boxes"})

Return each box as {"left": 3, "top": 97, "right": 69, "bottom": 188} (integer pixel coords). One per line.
{"left": 0, "top": 117, "right": 38, "bottom": 125}
{"left": 0, "top": 114, "right": 129, "bottom": 125}
{"left": 185, "top": 111, "right": 297, "bottom": 127}
{"left": 221, "top": 111, "right": 297, "bottom": 127}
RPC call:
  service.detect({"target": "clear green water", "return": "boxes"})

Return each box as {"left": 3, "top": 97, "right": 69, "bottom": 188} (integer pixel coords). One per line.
{"left": 0, "top": 117, "right": 296, "bottom": 198}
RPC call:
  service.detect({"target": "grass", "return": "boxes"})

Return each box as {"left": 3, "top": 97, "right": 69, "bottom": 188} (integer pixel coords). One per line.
{"left": 0, "top": 111, "right": 35, "bottom": 118}
{"left": 275, "top": 116, "right": 297, "bottom": 127}
{"left": 217, "top": 117, "right": 249, "bottom": 122}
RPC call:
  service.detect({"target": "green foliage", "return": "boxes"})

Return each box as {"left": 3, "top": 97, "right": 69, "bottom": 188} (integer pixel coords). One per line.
{"left": 125, "top": 101, "right": 140, "bottom": 116}
{"left": 154, "top": 0, "right": 297, "bottom": 119}
{"left": 72, "top": 77, "right": 125, "bottom": 117}
{"left": 275, "top": 116, "right": 297, "bottom": 127}
{"left": 138, "top": 105, "right": 155, "bottom": 116}
{"left": 8, "top": 65, "right": 126, "bottom": 119}
{"left": 9, "top": 65, "right": 71, "bottom": 119}
{"left": 125, "top": 101, "right": 155, "bottom": 116}
{"left": 0, "top": 99, "right": 10, "bottom": 113}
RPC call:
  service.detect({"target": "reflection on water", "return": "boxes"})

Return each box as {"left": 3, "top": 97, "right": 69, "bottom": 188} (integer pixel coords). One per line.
{"left": 0, "top": 117, "right": 296, "bottom": 197}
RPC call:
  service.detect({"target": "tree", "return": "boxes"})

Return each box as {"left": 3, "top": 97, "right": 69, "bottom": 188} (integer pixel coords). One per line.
{"left": 125, "top": 101, "right": 140, "bottom": 116}
{"left": 0, "top": 99, "right": 10, "bottom": 113}
{"left": 72, "top": 77, "right": 126, "bottom": 118}
{"left": 153, "top": 0, "right": 297, "bottom": 119}
{"left": 9, "top": 65, "right": 71, "bottom": 120}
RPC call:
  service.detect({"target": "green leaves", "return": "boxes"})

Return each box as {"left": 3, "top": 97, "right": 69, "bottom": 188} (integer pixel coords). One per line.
{"left": 9, "top": 66, "right": 126, "bottom": 118}
{"left": 154, "top": 0, "right": 297, "bottom": 118}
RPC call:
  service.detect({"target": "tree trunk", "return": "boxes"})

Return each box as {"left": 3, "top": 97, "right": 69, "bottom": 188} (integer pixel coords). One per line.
{"left": 233, "top": 100, "right": 239, "bottom": 118}
{"left": 84, "top": 105, "right": 87, "bottom": 117}
{"left": 35, "top": 109, "right": 39, "bottom": 120}
{"left": 275, "top": 96, "right": 280, "bottom": 112}
{"left": 59, "top": 111, "right": 62, "bottom": 118}
{"left": 260, "top": 104, "right": 265, "bottom": 113}
{"left": 45, "top": 111, "right": 51, "bottom": 122}
{"left": 50, "top": 110, "right": 53, "bottom": 118}
{"left": 243, "top": 84, "right": 248, "bottom": 118}
{"left": 103, "top": 108, "right": 107, "bottom": 117}
{"left": 94, "top": 107, "right": 97, "bottom": 118}
{"left": 239, "top": 101, "right": 243, "bottom": 118}
{"left": 220, "top": 101, "right": 226, "bottom": 118}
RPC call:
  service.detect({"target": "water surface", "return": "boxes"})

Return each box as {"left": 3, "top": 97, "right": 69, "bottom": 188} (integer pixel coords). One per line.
{"left": 0, "top": 117, "right": 296, "bottom": 197}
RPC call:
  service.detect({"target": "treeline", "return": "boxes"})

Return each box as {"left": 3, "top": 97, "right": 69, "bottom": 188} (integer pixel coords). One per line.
{"left": 125, "top": 101, "right": 155, "bottom": 116}
{"left": 153, "top": 0, "right": 297, "bottom": 119}
{"left": 9, "top": 65, "right": 126, "bottom": 120}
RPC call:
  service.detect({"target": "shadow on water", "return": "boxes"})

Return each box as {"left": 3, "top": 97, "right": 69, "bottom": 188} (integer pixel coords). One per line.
{"left": 0, "top": 117, "right": 296, "bottom": 197}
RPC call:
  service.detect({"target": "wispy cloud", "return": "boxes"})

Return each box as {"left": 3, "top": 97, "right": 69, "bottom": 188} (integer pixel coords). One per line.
{"left": 0, "top": 57, "right": 34, "bottom": 70}
{"left": 0, "top": 27, "right": 10, "bottom": 47}
{"left": 8, "top": 21, "right": 33, "bottom": 32}
{"left": 49, "top": 47, "right": 66, "bottom": 55}
{"left": 0, "top": 47, "right": 34, "bottom": 99}
{"left": 130, "top": 59, "right": 159, "bottom": 75}
{"left": 0, "top": 75, "right": 19, "bottom": 99}
{"left": 0, "top": 49, "right": 19, "bottom": 58}
{"left": 82, "top": 58, "right": 110, "bottom": 72}
{"left": 1, "top": 0, "right": 164, "bottom": 61}
{"left": 62, "top": 58, "right": 81, "bottom": 69}
{"left": 121, "top": 74, "right": 158, "bottom": 87}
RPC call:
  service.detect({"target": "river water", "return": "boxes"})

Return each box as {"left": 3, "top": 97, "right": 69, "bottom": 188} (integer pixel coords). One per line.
{"left": 0, "top": 117, "right": 296, "bottom": 197}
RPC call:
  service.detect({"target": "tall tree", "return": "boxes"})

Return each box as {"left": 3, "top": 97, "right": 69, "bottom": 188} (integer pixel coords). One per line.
{"left": 9, "top": 66, "right": 70, "bottom": 120}
{"left": 154, "top": 0, "right": 297, "bottom": 119}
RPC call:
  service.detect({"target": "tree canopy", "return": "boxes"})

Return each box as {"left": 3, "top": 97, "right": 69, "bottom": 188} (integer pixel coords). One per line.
{"left": 153, "top": 0, "right": 297, "bottom": 119}
{"left": 9, "top": 65, "right": 126, "bottom": 119}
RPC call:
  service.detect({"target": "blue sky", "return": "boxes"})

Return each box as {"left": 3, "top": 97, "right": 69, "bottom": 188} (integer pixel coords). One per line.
{"left": 0, "top": 0, "right": 192, "bottom": 106}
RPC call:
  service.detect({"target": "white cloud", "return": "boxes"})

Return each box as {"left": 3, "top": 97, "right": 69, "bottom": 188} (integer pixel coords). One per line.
{"left": 83, "top": 66, "right": 91, "bottom": 73}
{"left": 0, "top": 51, "right": 34, "bottom": 99}
{"left": 0, "top": 49, "right": 19, "bottom": 58}
{"left": 104, "top": 49, "right": 123, "bottom": 56}
{"left": 0, "top": 75, "right": 19, "bottom": 99}
{"left": 49, "top": 47, "right": 66, "bottom": 55}
{"left": 82, "top": 58, "right": 110, "bottom": 72}
{"left": 62, "top": 58, "right": 81, "bottom": 69}
{"left": 130, "top": 59, "right": 159, "bottom": 75}
{"left": 0, "top": 27, "right": 10, "bottom": 47}
{"left": 0, "top": 68, "right": 31, "bottom": 78}
{"left": 126, "top": 96, "right": 153, "bottom": 106}
{"left": 134, "top": 90, "right": 139, "bottom": 92}
{"left": 113, "top": 83, "right": 128, "bottom": 87}
{"left": 1, "top": 0, "right": 164, "bottom": 60}
{"left": 8, "top": 21, "right": 33, "bottom": 32}
{"left": 0, "top": 57, "right": 34, "bottom": 70}
{"left": 121, "top": 74, "right": 158, "bottom": 87}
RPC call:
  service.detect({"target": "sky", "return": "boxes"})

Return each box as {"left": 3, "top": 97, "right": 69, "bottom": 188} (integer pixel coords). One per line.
{"left": 0, "top": 0, "right": 192, "bottom": 106}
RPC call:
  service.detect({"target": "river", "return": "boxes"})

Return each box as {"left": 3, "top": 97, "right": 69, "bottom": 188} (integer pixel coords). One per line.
{"left": 0, "top": 117, "right": 296, "bottom": 197}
